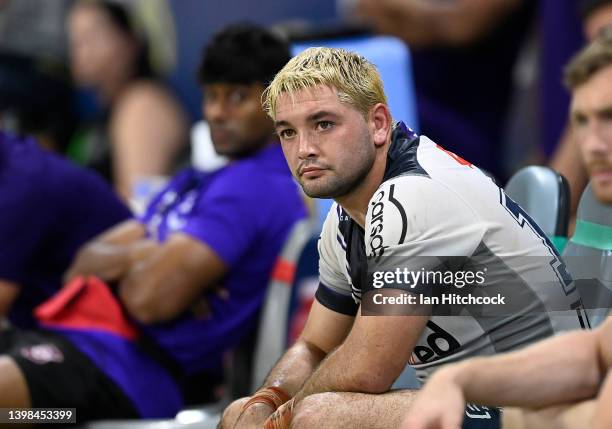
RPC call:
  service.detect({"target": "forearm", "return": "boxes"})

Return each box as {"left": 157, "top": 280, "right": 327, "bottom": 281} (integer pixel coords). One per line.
{"left": 294, "top": 318, "right": 414, "bottom": 401}
{"left": 0, "top": 281, "right": 19, "bottom": 317}
{"left": 263, "top": 340, "right": 327, "bottom": 396}
{"left": 65, "top": 221, "right": 148, "bottom": 282}
{"left": 66, "top": 238, "right": 157, "bottom": 282}
{"left": 440, "top": 331, "right": 601, "bottom": 408}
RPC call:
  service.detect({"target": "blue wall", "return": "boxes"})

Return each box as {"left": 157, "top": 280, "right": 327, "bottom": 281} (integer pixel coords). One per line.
{"left": 168, "top": 0, "right": 340, "bottom": 121}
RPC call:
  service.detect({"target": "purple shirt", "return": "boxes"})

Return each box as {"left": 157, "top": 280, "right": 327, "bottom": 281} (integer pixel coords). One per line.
{"left": 139, "top": 143, "right": 307, "bottom": 373}
{"left": 54, "top": 143, "right": 307, "bottom": 417}
{"left": 539, "top": 0, "right": 584, "bottom": 157}
{"left": 0, "top": 132, "right": 130, "bottom": 327}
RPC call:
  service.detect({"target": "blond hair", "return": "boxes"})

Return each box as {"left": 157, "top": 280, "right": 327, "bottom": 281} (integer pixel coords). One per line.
{"left": 565, "top": 27, "right": 612, "bottom": 90}
{"left": 263, "top": 47, "right": 388, "bottom": 119}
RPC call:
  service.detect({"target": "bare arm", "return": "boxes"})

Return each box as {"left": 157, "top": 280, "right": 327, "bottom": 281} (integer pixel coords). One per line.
{"left": 449, "top": 332, "right": 600, "bottom": 407}
{"left": 263, "top": 300, "right": 355, "bottom": 394}
{"left": 111, "top": 82, "right": 188, "bottom": 200}
{"left": 403, "top": 319, "right": 612, "bottom": 429}
{"left": 0, "top": 280, "right": 19, "bottom": 318}
{"left": 292, "top": 309, "right": 428, "bottom": 403}
{"left": 355, "top": 0, "right": 520, "bottom": 48}
{"left": 64, "top": 220, "right": 147, "bottom": 283}
{"left": 229, "top": 300, "right": 354, "bottom": 428}
{"left": 118, "top": 232, "right": 227, "bottom": 324}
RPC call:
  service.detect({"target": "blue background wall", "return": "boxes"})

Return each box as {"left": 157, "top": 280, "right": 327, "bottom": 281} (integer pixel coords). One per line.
{"left": 168, "top": 0, "right": 340, "bottom": 121}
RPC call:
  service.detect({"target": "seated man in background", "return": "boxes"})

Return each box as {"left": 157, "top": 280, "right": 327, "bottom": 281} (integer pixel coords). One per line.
{"left": 0, "top": 23, "right": 306, "bottom": 422}
{"left": 403, "top": 29, "right": 612, "bottom": 429}
{"left": 221, "top": 47, "right": 586, "bottom": 429}
{"left": 0, "top": 131, "right": 130, "bottom": 328}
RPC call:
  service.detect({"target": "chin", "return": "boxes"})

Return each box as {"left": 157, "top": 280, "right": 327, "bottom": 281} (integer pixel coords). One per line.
{"left": 592, "top": 186, "right": 612, "bottom": 205}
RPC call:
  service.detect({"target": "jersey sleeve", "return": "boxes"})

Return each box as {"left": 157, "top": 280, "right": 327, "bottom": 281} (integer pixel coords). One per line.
{"left": 179, "top": 171, "right": 261, "bottom": 269}
{"left": 365, "top": 175, "right": 486, "bottom": 296}
{"left": 315, "top": 204, "right": 359, "bottom": 316}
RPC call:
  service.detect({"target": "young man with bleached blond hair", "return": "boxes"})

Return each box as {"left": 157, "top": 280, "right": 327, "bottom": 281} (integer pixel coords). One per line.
{"left": 221, "top": 47, "right": 587, "bottom": 429}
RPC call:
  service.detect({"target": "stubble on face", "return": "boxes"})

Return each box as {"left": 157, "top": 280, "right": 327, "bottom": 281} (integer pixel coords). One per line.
{"left": 275, "top": 86, "right": 377, "bottom": 200}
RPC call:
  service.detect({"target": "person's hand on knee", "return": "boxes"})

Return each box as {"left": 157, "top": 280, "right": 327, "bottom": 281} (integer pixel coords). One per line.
{"left": 218, "top": 397, "right": 249, "bottom": 429}
{"left": 228, "top": 387, "right": 290, "bottom": 429}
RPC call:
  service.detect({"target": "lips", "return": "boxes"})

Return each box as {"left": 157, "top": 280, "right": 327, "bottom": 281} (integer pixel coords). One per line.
{"left": 299, "top": 165, "right": 326, "bottom": 178}
{"left": 591, "top": 169, "right": 612, "bottom": 182}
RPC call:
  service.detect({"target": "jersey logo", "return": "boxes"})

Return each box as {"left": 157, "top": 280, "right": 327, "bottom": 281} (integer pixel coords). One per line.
{"left": 409, "top": 320, "right": 461, "bottom": 364}
{"left": 368, "top": 184, "right": 408, "bottom": 262}
{"left": 368, "top": 188, "right": 389, "bottom": 262}
{"left": 20, "top": 344, "right": 64, "bottom": 365}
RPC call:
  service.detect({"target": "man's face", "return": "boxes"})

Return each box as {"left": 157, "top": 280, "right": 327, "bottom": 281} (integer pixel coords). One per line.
{"left": 570, "top": 65, "right": 612, "bottom": 203}
{"left": 274, "top": 85, "right": 376, "bottom": 199}
{"left": 202, "top": 83, "right": 274, "bottom": 159}
{"left": 584, "top": 4, "right": 612, "bottom": 41}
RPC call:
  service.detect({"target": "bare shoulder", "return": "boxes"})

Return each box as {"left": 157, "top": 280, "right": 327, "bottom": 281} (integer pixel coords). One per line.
{"left": 115, "top": 79, "right": 184, "bottom": 116}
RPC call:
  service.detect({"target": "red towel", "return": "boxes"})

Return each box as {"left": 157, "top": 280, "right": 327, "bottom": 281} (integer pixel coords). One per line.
{"left": 35, "top": 276, "right": 139, "bottom": 340}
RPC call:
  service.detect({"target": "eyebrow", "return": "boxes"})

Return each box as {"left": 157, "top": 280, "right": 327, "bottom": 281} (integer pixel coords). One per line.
{"left": 274, "top": 110, "right": 340, "bottom": 129}
{"left": 570, "top": 104, "right": 612, "bottom": 119}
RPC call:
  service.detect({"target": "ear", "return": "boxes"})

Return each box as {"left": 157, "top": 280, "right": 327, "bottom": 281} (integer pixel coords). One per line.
{"left": 370, "top": 103, "right": 392, "bottom": 148}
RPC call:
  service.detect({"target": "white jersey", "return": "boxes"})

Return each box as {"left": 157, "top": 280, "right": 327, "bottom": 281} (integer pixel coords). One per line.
{"left": 316, "top": 123, "right": 587, "bottom": 382}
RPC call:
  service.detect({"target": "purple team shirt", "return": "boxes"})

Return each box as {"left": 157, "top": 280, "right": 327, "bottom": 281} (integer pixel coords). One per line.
{"left": 52, "top": 143, "right": 307, "bottom": 417}
{"left": 0, "top": 132, "right": 130, "bottom": 327}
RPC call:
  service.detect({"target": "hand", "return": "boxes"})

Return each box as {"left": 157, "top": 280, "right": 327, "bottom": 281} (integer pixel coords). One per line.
{"left": 401, "top": 368, "right": 466, "bottom": 429}
{"left": 226, "top": 400, "right": 274, "bottom": 429}
{"left": 64, "top": 243, "right": 130, "bottom": 284}
{"left": 263, "top": 398, "right": 294, "bottom": 429}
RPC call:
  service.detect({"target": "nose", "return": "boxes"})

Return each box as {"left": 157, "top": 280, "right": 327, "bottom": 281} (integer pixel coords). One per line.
{"left": 297, "top": 130, "right": 320, "bottom": 159}
{"left": 582, "top": 121, "right": 611, "bottom": 156}
{"left": 204, "top": 99, "right": 227, "bottom": 124}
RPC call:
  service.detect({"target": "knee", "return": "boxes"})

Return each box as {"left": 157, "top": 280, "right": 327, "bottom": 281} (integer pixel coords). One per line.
{"left": 219, "top": 397, "right": 249, "bottom": 429}
{"left": 291, "top": 393, "right": 340, "bottom": 429}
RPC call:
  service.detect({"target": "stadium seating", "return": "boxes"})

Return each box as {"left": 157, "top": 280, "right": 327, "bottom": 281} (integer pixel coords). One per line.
{"left": 505, "top": 166, "right": 570, "bottom": 253}
{"left": 563, "top": 183, "right": 612, "bottom": 328}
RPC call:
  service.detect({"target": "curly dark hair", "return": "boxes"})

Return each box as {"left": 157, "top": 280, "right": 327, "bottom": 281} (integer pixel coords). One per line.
{"left": 197, "top": 23, "right": 291, "bottom": 86}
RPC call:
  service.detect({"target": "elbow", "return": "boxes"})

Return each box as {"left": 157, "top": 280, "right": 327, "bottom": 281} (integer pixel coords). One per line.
{"left": 565, "top": 330, "right": 603, "bottom": 399}
{"left": 354, "top": 374, "right": 393, "bottom": 394}
{"left": 348, "top": 366, "right": 396, "bottom": 394}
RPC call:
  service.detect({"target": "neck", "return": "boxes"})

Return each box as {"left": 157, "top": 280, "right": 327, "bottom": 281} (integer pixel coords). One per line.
{"left": 335, "top": 142, "right": 389, "bottom": 228}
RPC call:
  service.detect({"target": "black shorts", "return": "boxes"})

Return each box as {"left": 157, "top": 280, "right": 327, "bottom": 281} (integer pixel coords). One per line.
{"left": 462, "top": 404, "right": 501, "bottom": 429}
{"left": 1, "top": 328, "right": 139, "bottom": 423}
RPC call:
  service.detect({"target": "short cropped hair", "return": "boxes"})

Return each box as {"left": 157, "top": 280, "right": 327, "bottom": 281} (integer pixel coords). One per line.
{"left": 263, "top": 47, "right": 388, "bottom": 120}
{"left": 579, "top": 0, "right": 612, "bottom": 21}
{"left": 565, "top": 28, "right": 612, "bottom": 90}
{"left": 197, "top": 23, "right": 291, "bottom": 86}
